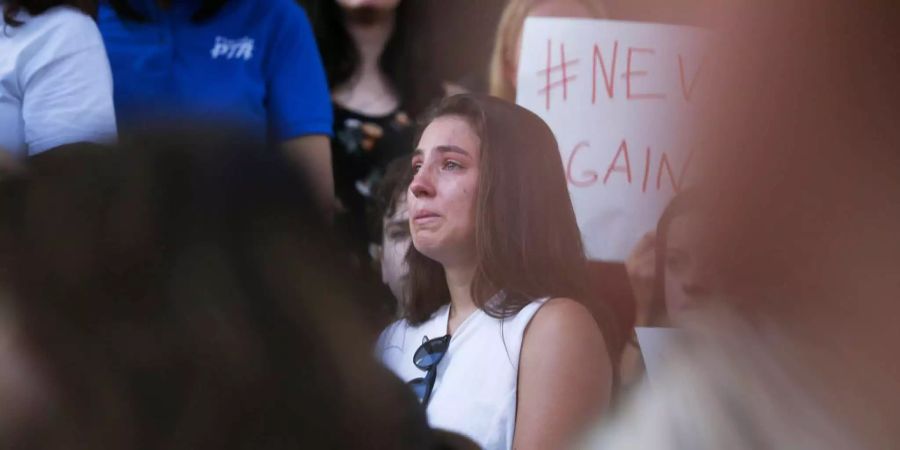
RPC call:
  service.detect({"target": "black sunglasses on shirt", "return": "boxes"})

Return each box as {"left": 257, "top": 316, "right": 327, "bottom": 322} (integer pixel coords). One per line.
{"left": 408, "top": 334, "right": 450, "bottom": 406}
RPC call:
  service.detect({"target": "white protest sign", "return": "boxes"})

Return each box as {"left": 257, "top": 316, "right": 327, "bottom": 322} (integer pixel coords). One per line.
{"left": 516, "top": 18, "right": 708, "bottom": 261}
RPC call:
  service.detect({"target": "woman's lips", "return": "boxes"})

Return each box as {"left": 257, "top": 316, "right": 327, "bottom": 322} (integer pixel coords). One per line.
{"left": 412, "top": 210, "right": 440, "bottom": 224}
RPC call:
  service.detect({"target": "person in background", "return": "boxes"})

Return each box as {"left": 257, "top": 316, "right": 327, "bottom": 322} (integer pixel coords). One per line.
{"left": 372, "top": 157, "right": 413, "bottom": 316}
{"left": 378, "top": 94, "right": 613, "bottom": 450}
{"left": 301, "top": 0, "right": 442, "bottom": 262}
{"left": 625, "top": 189, "right": 719, "bottom": 329}
{"left": 619, "top": 190, "right": 717, "bottom": 387}
{"left": 97, "top": 0, "right": 334, "bottom": 215}
{"left": 488, "top": 0, "right": 609, "bottom": 101}
{"left": 0, "top": 0, "right": 116, "bottom": 163}
{"left": 0, "top": 131, "right": 474, "bottom": 449}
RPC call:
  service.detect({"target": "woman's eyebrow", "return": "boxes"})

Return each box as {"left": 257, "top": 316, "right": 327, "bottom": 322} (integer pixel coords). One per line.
{"left": 434, "top": 145, "right": 470, "bottom": 157}
{"left": 412, "top": 145, "right": 471, "bottom": 157}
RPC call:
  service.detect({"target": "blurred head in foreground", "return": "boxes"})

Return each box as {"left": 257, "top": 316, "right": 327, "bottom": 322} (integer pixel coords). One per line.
{"left": 0, "top": 131, "right": 434, "bottom": 449}
{"left": 586, "top": 0, "right": 900, "bottom": 448}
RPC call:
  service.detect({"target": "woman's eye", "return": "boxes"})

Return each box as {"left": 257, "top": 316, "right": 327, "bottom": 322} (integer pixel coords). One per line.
{"left": 411, "top": 162, "right": 422, "bottom": 174}
{"left": 443, "top": 160, "right": 462, "bottom": 170}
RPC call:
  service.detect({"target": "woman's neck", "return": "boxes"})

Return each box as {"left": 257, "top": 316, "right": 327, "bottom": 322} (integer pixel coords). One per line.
{"left": 444, "top": 263, "right": 478, "bottom": 335}
{"left": 333, "top": 11, "right": 399, "bottom": 115}
{"left": 345, "top": 12, "right": 395, "bottom": 75}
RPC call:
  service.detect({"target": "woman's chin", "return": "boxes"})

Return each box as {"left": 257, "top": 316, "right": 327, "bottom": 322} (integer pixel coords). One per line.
{"left": 412, "top": 243, "right": 443, "bottom": 262}
{"left": 412, "top": 239, "right": 454, "bottom": 264}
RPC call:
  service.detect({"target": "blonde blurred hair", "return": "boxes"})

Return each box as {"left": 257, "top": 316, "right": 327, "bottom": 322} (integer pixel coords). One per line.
{"left": 489, "top": 0, "right": 609, "bottom": 101}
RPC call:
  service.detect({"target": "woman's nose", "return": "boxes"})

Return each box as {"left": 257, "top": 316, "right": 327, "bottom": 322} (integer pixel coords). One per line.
{"left": 409, "top": 168, "right": 435, "bottom": 199}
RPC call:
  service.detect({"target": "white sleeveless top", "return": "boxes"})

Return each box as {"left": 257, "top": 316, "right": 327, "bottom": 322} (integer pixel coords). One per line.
{"left": 376, "top": 297, "right": 549, "bottom": 450}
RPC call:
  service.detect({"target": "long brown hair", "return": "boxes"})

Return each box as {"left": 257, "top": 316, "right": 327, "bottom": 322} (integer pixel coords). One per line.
{"left": 404, "top": 94, "right": 591, "bottom": 325}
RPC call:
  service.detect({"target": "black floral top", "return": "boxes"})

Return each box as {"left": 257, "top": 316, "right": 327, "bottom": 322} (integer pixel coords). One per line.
{"left": 331, "top": 104, "right": 414, "bottom": 260}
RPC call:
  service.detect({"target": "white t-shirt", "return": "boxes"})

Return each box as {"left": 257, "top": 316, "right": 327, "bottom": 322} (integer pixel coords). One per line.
{"left": 0, "top": 6, "right": 116, "bottom": 158}
{"left": 377, "top": 297, "right": 549, "bottom": 450}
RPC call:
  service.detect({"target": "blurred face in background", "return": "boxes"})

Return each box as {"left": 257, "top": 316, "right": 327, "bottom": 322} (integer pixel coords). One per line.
{"left": 663, "top": 213, "right": 717, "bottom": 326}
{"left": 381, "top": 196, "right": 410, "bottom": 307}
{"left": 407, "top": 115, "right": 481, "bottom": 267}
